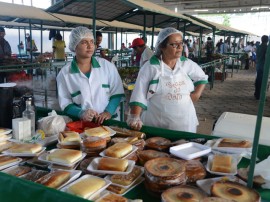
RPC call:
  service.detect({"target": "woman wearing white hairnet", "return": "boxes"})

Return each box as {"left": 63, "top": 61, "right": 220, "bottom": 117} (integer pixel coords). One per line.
{"left": 127, "top": 27, "right": 208, "bottom": 133}
{"left": 56, "top": 27, "right": 124, "bottom": 124}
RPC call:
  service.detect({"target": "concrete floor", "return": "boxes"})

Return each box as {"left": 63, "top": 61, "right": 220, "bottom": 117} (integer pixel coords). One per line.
{"left": 33, "top": 67, "right": 270, "bottom": 135}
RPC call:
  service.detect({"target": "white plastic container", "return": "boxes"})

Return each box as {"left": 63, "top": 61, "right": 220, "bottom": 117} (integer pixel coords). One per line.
{"left": 212, "top": 112, "right": 270, "bottom": 146}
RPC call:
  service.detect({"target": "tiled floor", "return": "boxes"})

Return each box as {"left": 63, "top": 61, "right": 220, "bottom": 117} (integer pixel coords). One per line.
{"left": 33, "top": 67, "right": 270, "bottom": 135}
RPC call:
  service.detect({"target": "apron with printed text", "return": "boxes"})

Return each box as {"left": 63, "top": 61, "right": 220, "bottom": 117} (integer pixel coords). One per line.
{"left": 142, "top": 59, "right": 198, "bottom": 132}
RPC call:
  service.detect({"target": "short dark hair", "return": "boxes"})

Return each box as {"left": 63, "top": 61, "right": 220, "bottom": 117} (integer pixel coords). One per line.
{"left": 0, "top": 26, "right": 5, "bottom": 32}
{"left": 55, "top": 33, "right": 62, "bottom": 40}
{"left": 96, "top": 31, "right": 102, "bottom": 37}
{"left": 261, "top": 35, "right": 268, "bottom": 43}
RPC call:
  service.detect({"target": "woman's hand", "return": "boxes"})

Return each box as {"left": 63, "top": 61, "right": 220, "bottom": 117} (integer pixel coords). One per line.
{"left": 95, "top": 111, "right": 112, "bottom": 125}
{"left": 190, "top": 92, "right": 201, "bottom": 102}
{"left": 80, "top": 109, "right": 98, "bottom": 122}
{"left": 190, "top": 84, "right": 206, "bottom": 102}
{"left": 127, "top": 114, "right": 143, "bottom": 131}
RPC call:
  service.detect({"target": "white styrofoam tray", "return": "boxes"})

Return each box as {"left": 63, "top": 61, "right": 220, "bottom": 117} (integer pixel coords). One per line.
{"left": 169, "top": 142, "right": 211, "bottom": 160}
{"left": 206, "top": 154, "right": 238, "bottom": 176}
{"left": 99, "top": 145, "right": 138, "bottom": 159}
{"left": 87, "top": 157, "right": 135, "bottom": 175}
{"left": 0, "top": 155, "right": 22, "bottom": 170}
{"left": 61, "top": 174, "right": 111, "bottom": 200}
{"left": 2, "top": 147, "right": 46, "bottom": 157}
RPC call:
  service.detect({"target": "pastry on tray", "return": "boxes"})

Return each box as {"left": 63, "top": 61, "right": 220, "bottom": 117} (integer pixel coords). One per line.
{"left": 84, "top": 126, "right": 110, "bottom": 137}
{"left": 217, "top": 138, "right": 251, "bottom": 148}
{"left": 35, "top": 170, "right": 70, "bottom": 189}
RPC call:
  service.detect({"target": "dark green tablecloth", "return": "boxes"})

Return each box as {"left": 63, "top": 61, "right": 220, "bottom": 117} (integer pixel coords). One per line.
{"left": 1, "top": 108, "right": 268, "bottom": 202}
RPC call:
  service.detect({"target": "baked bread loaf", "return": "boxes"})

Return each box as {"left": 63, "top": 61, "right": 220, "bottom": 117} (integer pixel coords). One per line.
{"left": 211, "top": 181, "right": 260, "bottom": 202}
{"left": 145, "top": 137, "right": 171, "bottom": 151}
{"left": 8, "top": 143, "right": 42, "bottom": 154}
{"left": 67, "top": 175, "right": 106, "bottom": 199}
{"left": 97, "top": 193, "right": 128, "bottom": 202}
{"left": 35, "top": 170, "right": 70, "bottom": 189}
{"left": 0, "top": 141, "right": 15, "bottom": 152}
{"left": 0, "top": 155, "right": 20, "bottom": 166}
{"left": 184, "top": 160, "right": 206, "bottom": 183}
{"left": 137, "top": 149, "right": 170, "bottom": 165}
{"left": 106, "top": 184, "right": 127, "bottom": 194}
{"left": 161, "top": 185, "right": 207, "bottom": 202}
{"left": 82, "top": 136, "right": 106, "bottom": 149}
{"left": 211, "top": 155, "right": 232, "bottom": 173}
{"left": 105, "top": 142, "right": 133, "bottom": 158}
{"left": 111, "top": 166, "right": 141, "bottom": 186}
{"left": 218, "top": 138, "right": 251, "bottom": 148}
{"left": 98, "top": 158, "right": 128, "bottom": 172}
{"left": 59, "top": 131, "right": 81, "bottom": 144}
{"left": 46, "top": 149, "right": 82, "bottom": 164}
{"left": 5, "top": 166, "right": 31, "bottom": 176}
{"left": 109, "top": 126, "right": 146, "bottom": 139}
{"left": 84, "top": 126, "right": 110, "bottom": 137}
{"left": 21, "top": 170, "right": 49, "bottom": 182}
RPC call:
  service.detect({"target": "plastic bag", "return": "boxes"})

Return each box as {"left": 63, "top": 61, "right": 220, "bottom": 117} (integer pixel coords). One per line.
{"left": 38, "top": 110, "right": 72, "bottom": 136}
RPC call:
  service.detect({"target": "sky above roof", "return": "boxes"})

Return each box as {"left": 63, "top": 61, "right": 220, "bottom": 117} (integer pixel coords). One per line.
{"left": 0, "top": 0, "right": 51, "bottom": 9}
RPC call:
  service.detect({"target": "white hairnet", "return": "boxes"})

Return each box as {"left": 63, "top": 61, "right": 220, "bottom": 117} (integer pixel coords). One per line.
{"left": 154, "top": 27, "right": 183, "bottom": 55}
{"left": 69, "top": 26, "right": 94, "bottom": 52}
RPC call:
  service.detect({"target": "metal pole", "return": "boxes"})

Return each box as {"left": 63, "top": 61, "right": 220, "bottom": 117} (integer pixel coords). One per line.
{"left": 40, "top": 21, "right": 43, "bottom": 54}
{"left": 247, "top": 41, "right": 270, "bottom": 188}
{"left": 92, "top": 0, "right": 96, "bottom": 56}
{"left": 151, "top": 14, "right": 155, "bottom": 50}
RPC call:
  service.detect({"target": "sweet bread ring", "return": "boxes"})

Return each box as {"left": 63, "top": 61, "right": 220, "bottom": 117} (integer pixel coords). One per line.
{"left": 144, "top": 157, "right": 185, "bottom": 180}
{"left": 161, "top": 185, "right": 207, "bottom": 202}
{"left": 137, "top": 150, "right": 170, "bottom": 165}
{"left": 202, "top": 197, "right": 236, "bottom": 202}
{"left": 211, "top": 181, "right": 260, "bottom": 202}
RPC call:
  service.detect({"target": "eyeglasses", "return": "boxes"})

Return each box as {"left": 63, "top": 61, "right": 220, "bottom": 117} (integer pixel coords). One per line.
{"left": 167, "top": 42, "right": 184, "bottom": 49}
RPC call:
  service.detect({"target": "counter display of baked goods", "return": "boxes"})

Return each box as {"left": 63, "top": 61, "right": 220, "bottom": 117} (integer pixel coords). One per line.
{"left": 0, "top": 117, "right": 269, "bottom": 202}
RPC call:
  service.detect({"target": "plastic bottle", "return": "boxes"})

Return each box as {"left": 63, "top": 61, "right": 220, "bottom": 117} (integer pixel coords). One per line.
{"left": 22, "top": 99, "right": 35, "bottom": 137}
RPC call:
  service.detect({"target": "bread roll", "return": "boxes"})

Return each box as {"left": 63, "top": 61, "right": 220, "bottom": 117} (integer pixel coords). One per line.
{"left": 111, "top": 166, "right": 141, "bottom": 186}
{"left": 0, "top": 155, "right": 19, "bottom": 166}
{"left": 109, "top": 126, "right": 146, "bottom": 139}
{"left": 84, "top": 126, "right": 110, "bottom": 137}
{"left": 106, "top": 184, "right": 126, "bottom": 194}
{"left": 35, "top": 170, "right": 70, "bottom": 189}
{"left": 98, "top": 193, "right": 128, "bottom": 202}
{"left": 59, "top": 131, "right": 81, "bottom": 144}
{"left": 46, "top": 149, "right": 82, "bottom": 164}
{"left": 105, "top": 142, "right": 132, "bottom": 158}
{"left": 9, "top": 143, "right": 42, "bottom": 154}
{"left": 211, "top": 155, "right": 232, "bottom": 173}
{"left": 98, "top": 158, "right": 128, "bottom": 172}
{"left": 218, "top": 138, "right": 251, "bottom": 148}
{"left": 67, "top": 176, "right": 106, "bottom": 199}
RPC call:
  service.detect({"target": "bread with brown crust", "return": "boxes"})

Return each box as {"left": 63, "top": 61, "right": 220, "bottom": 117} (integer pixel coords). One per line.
{"left": 35, "top": 170, "right": 70, "bottom": 189}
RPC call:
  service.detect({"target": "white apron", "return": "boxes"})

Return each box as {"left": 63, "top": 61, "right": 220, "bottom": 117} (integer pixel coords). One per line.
{"left": 142, "top": 59, "right": 198, "bottom": 132}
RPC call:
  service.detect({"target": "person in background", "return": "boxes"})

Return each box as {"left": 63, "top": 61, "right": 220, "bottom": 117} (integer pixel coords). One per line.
{"left": 52, "top": 33, "right": 66, "bottom": 61}
{"left": 95, "top": 31, "right": 106, "bottom": 58}
{"left": 127, "top": 27, "right": 208, "bottom": 133}
{"left": 183, "top": 39, "right": 189, "bottom": 58}
{"left": 0, "top": 27, "right": 11, "bottom": 58}
{"left": 244, "top": 41, "right": 253, "bottom": 69}
{"left": 130, "top": 38, "right": 153, "bottom": 67}
{"left": 254, "top": 35, "right": 269, "bottom": 100}
{"left": 205, "top": 37, "right": 213, "bottom": 61}
{"left": 121, "top": 43, "right": 127, "bottom": 51}
{"left": 0, "top": 26, "right": 12, "bottom": 83}
{"left": 57, "top": 27, "right": 125, "bottom": 124}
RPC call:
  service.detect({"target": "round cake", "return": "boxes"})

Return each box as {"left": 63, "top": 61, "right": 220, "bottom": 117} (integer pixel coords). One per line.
{"left": 81, "top": 136, "right": 107, "bottom": 154}
{"left": 145, "top": 137, "right": 171, "bottom": 151}
{"left": 202, "top": 197, "right": 236, "bottom": 202}
{"left": 211, "top": 181, "right": 261, "bottom": 202}
{"left": 144, "top": 157, "right": 186, "bottom": 195}
{"left": 161, "top": 185, "right": 207, "bottom": 202}
{"left": 137, "top": 150, "right": 170, "bottom": 165}
{"left": 237, "top": 167, "right": 265, "bottom": 187}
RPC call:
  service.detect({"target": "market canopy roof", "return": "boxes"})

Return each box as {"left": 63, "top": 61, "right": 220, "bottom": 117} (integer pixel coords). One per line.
{"left": 184, "top": 14, "right": 258, "bottom": 37}
{"left": 46, "top": 0, "right": 211, "bottom": 34}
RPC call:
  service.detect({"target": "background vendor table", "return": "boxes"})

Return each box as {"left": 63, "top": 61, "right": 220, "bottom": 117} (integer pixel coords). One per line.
{"left": 0, "top": 107, "right": 269, "bottom": 202}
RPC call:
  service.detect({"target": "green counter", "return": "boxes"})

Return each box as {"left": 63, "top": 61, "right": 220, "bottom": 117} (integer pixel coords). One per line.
{"left": 1, "top": 108, "right": 269, "bottom": 202}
